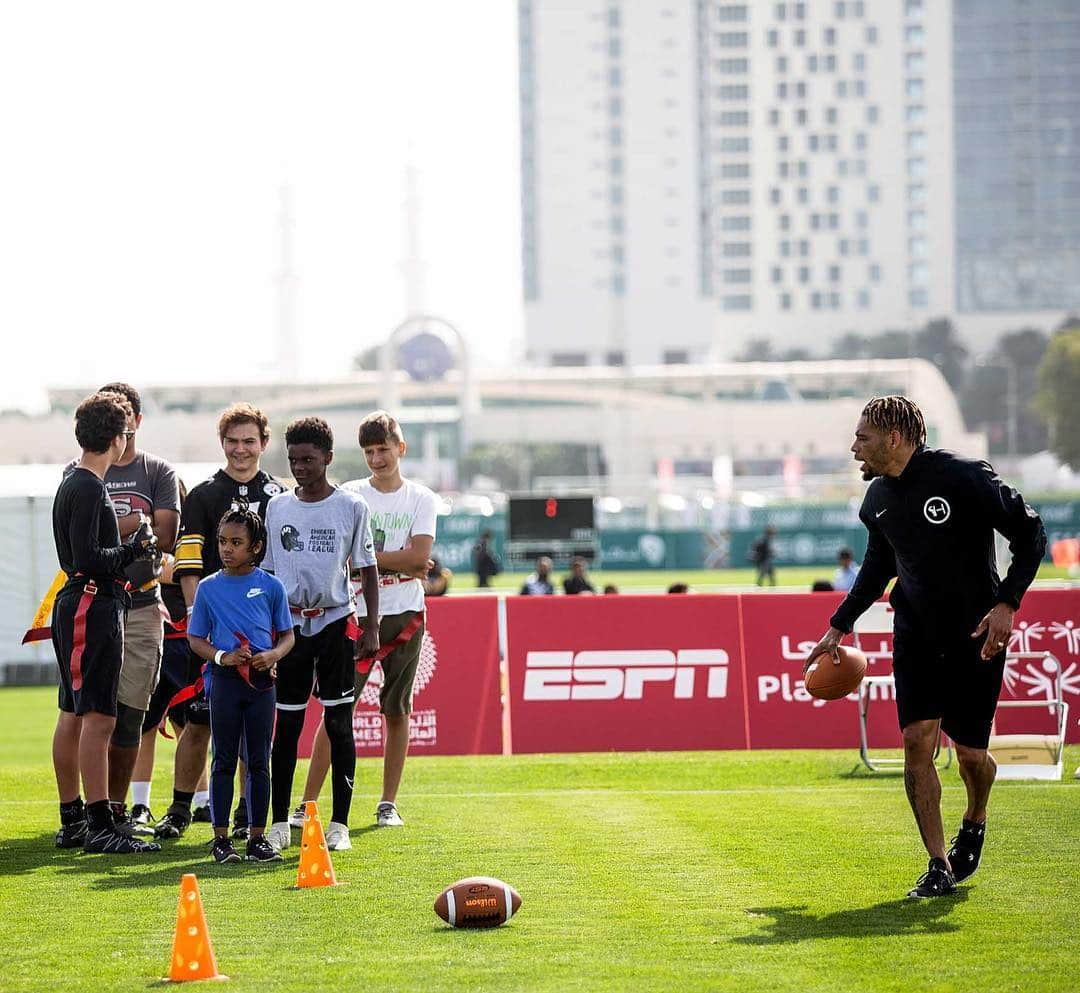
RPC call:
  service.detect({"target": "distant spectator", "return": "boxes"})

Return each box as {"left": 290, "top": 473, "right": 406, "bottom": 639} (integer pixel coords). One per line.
{"left": 520, "top": 556, "right": 555, "bottom": 595}
{"left": 811, "top": 579, "right": 835, "bottom": 592}
{"left": 667, "top": 582, "right": 689, "bottom": 594}
{"left": 833, "top": 548, "right": 860, "bottom": 592}
{"left": 473, "top": 530, "right": 501, "bottom": 588}
{"left": 563, "top": 556, "right": 596, "bottom": 595}
{"left": 749, "top": 526, "right": 777, "bottom": 586}
{"left": 602, "top": 584, "right": 619, "bottom": 595}
{"left": 423, "top": 558, "right": 452, "bottom": 597}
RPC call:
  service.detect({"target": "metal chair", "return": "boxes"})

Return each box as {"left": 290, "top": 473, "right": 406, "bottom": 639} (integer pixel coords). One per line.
{"left": 990, "top": 652, "right": 1069, "bottom": 780}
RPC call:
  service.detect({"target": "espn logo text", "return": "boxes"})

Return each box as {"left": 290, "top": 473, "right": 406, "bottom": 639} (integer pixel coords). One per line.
{"left": 523, "top": 650, "right": 730, "bottom": 701}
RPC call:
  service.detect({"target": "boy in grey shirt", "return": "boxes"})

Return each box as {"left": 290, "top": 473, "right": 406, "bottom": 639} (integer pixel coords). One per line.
{"left": 263, "top": 418, "right": 378, "bottom": 852}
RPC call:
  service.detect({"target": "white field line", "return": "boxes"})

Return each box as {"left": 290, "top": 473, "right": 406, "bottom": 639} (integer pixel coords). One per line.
{"left": 0, "top": 781, "right": 1068, "bottom": 807}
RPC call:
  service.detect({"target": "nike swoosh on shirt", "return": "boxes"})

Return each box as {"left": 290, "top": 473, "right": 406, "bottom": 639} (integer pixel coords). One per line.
{"left": 875, "top": 509, "right": 887, "bottom": 518}
{"left": 246, "top": 588, "right": 264, "bottom": 598}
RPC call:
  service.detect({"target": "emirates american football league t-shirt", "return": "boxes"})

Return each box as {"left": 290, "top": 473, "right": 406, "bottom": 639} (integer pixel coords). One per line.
{"left": 262, "top": 487, "right": 376, "bottom": 636}
{"left": 343, "top": 477, "right": 438, "bottom": 617}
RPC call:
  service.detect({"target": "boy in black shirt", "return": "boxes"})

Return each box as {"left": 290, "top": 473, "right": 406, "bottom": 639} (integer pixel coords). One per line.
{"left": 52, "top": 392, "right": 159, "bottom": 854}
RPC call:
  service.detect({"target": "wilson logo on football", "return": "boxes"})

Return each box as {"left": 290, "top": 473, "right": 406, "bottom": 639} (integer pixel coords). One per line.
{"left": 523, "top": 650, "right": 730, "bottom": 702}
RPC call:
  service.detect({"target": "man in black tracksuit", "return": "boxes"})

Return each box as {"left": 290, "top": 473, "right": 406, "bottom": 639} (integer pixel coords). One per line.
{"left": 806, "top": 396, "right": 1046, "bottom": 899}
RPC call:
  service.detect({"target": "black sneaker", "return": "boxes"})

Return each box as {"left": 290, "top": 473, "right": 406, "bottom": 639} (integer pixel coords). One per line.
{"left": 84, "top": 826, "right": 162, "bottom": 854}
{"left": 130, "top": 803, "right": 156, "bottom": 836}
{"left": 246, "top": 835, "right": 284, "bottom": 863}
{"left": 55, "top": 820, "right": 88, "bottom": 849}
{"left": 211, "top": 836, "right": 242, "bottom": 864}
{"left": 192, "top": 804, "right": 212, "bottom": 823}
{"left": 907, "top": 857, "right": 957, "bottom": 899}
{"left": 154, "top": 805, "right": 192, "bottom": 839}
{"left": 111, "top": 804, "right": 138, "bottom": 838}
{"left": 231, "top": 802, "right": 249, "bottom": 841}
{"left": 948, "top": 819, "right": 987, "bottom": 883}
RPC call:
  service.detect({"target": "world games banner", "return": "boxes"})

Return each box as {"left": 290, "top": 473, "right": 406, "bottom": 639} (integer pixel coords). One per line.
{"left": 297, "top": 596, "right": 503, "bottom": 758}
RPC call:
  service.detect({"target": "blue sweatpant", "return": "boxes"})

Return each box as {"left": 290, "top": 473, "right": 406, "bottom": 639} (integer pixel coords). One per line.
{"left": 207, "top": 667, "right": 275, "bottom": 830}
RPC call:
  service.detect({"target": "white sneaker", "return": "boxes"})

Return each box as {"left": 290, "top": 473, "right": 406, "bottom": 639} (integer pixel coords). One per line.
{"left": 266, "top": 821, "right": 291, "bottom": 852}
{"left": 324, "top": 821, "right": 352, "bottom": 851}
{"left": 288, "top": 803, "right": 307, "bottom": 829}
{"left": 376, "top": 802, "right": 404, "bottom": 827}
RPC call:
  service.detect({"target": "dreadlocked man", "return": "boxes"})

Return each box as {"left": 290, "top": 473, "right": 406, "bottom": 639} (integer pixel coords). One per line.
{"left": 805, "top": 395, "right": 1046, "bottom": 900}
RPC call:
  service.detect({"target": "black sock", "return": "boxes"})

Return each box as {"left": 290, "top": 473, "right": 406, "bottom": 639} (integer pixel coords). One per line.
{"left": 59, "top": 797, "right": 84, "bottom": 824}
{"left": 962, "top": 818, "right": 986, "bottom": 835}
{"left": 271, "top": 710, "right": 305, "bottom": 823}
{"left": 86, "top": 799, "right": 113, "bottom": 830}
{"left": 171, "top": 789, "right": 195, "bottom": 811}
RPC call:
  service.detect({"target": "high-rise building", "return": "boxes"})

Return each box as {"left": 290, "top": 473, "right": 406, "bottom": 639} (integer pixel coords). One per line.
{"left": 952, "top": 0, "right": 1080, "bottom": 313}
{"left": 518, "top": 0, "right": 1073, "bottom": 366}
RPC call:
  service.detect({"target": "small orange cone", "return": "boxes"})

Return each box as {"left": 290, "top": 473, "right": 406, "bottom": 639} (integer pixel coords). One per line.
{"left": 167, "top": 873, "right": 226, "bottom": 982}
{"left": 295, "top": 800, "right": 337, "bottom": 888}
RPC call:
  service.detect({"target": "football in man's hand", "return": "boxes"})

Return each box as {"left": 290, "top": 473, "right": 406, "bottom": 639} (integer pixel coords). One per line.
{"left": 434, "top": 877, "right": 521, "bottom": 928}
{"left": 805, "top": 645, "right": 867, "bottom": 700}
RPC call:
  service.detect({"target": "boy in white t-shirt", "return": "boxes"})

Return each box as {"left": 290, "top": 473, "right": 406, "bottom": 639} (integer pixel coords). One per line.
{"left": 298, "top": 410, "right": 437, "bottom": 828}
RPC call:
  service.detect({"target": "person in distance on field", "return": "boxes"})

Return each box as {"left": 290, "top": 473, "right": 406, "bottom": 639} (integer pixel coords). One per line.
{"left": 833, "top": 548, "right": 860, "bottom": 592}
{"left": 520, "top": 556, "right": 555, "bottom": 595}
{"left": 473, "top": 529, "right": 501, "bottom": 588}
{"left": 562, "top": 556, "right": 595, "bottom": 595}
{"left": 51, "top": 392, "right": 160, "bottom": 854}
{"left": 749, "top": 526, "right": 777, "bottom": 586}
{"left": 804, "top": 396, "right": 1046, "bottom": 899}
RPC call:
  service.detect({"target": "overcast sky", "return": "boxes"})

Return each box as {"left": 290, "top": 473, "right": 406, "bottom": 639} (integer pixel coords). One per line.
{"left": 0, "top": 1, "right": 523, "bottom": 409}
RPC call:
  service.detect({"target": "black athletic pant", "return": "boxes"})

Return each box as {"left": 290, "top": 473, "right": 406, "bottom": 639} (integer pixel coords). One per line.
{"left": 271, "top": 703, "right": 355, "bottom": 825}
{"left": 207, "top": 667, "right": 274, "bottom": 830}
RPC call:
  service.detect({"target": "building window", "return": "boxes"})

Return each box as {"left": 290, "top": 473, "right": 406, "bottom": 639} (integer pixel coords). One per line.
{"left": 797, "top": 187, "right": 809, "bottom": 204}
{"left": 723, "top": 242, "right": 752, "bottom": 257}
{"left": 721, "top": 163, "right": 751, "bottom": 179}
{"left": 904, "top": 0, "right": 922, "bottom": 13}
{"left": 769, "top": 108, "right": 780, "bottom": 126}
{"left": 778, "top": 161, "right": 790, "bottom": 179}
{"left": 807, "top": 54, "right": 818, "bottom": 72}
{"left": 825, "top": 54, "right": 837, "bottom": 72}
{"left": 808, "top": 134, "right": 819, "bottom": 152}
{"left": 905, "top": 25, "right": 924, "bottom": 45}
{"left": 718, "top": 32, "right": 749, "bottom": 47}
{"left": 906, "top": 105, "right": 925, "bottom": 124}
{"left": 865, "top": 25, "right": 877, "bottom": 43}
{"left": 811, "top": 291, "right": 822, "bottom": 309}
{"left": 829, "top": 264, "right": 841, "bottom": 282}
{"left": 827, "top": 186, "right": 840, "bottom": 204}
{"left": 856, "top": 209, "right": 868, "bottom": 229}
{"left": 795, "top": 82, "right": 806, "bottom": 99}
{"left": 908, "top": 288, "right": 928, "bottom": 307}
{"left": 722, "top": 295, "right": 752, "bottom": 311}
{"left": 837, "top": 80, "right": 848, "bottom": 98}
{"left": 869, "top": 263, "right": 881, "bottom": 282}
{"left": 780, "top": 292, "right": 792, "bottom": 309}
{"left": 663, "top": 349, "right": 691, "bottom": 364}
{"left": 771, "top": 266, "right": 783, "bottom": 284}
{"left": 909, "top": 262, "right": 928, "bottom": 285}
{"left": 904, "top": 52, "right": 925, "bottom": 73}
{"left": 779, "top": 214, "right": 791, "bottom": 231}
{"left": 717, "top": 5, "right": 749, "bottom": 20}
{"left": 907, "top": 131, "right": 926, "bottom": 152}
{"left": 720, "top": 136, "right": 751, "bottom": 153}
{"left": 855, "top": 132, "right": 867, "bottom": 151}
{"left": 722, "top": 215, "right": 752, "bottom": 231}
{"left": 826, "top": 107, "right": 838, "bottom": 124}
{"left": 795, "top": 108, "right": 808, "bottom": 124}
{"left": 717, "top": 59, "right": 749, "bottom": 74}
{"left": 824, "top": 27, "right": 836, "bottom": 45}
{"left": 798, "top": 265, "right": 810, "bottom": 283}
{"left": 775, "top": 3, "right": 786, "bottom": 19}
{"left": 867, "top": 184, "right": 880, "bottom": 203}
{"left": 907, "top": 157, "right": 926, "bottom": 178}
{"left": 767, "top": 28, "right": 779, "bottom": 47}
{"left": 551, "top": 352, "right": 588, "bottom": 367}
{"left": 908, "top": 210, "right": 927, "bottom": 231}
{"left": 835, "top": 0, "right": 846, "bottom": 15}
{"left": 829, "top": 292, "right": 840, "bottom": 309}
{"left": 776, "top": 55, "right": 788, "bottom": 73}
{"left": 722, "top": 189, "right": 751, "bottom": 205}
{"left": 777, "top": 82, "right": 788, "bottom": 99}
{"left": 906, "top": 183, "right": 926, "bottom": 204}
{"left": 612, "top": 273, "right": 626, "bottom": 295}
{"left": 606, "top": 350, "right": 625, "bottom": 366}
{"left": 908, "top": 236, "right": 926, "bottom": 257}
{"left": 719, "top": 111, "right": 750, "bottom": 126}
{"left": 799, "top": 239, "right": 810, "bottom": 256}
{"left": 853, "top": 53, "right": 865, "bottom": 72}
{"left": 857, "top": 289, "right": 870, "bottom": 309}
{"left": 793, "top": 29, "right": 805, "bottom": 46}
{"left": 906, "top": 78, "right": 924, "bottom": 99}
{"left": 853, "top": 80, "right": 865, "bottom": 97}
{"left": 779, "top": 240, "right": 791, "bottom": 258}
{"left": 866, "top": 105, "right": 879, "bottom": 124}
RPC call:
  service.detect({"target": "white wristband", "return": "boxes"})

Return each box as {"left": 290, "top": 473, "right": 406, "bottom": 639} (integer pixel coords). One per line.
{"left": 186, "top": 606, "right": 194, "bottom": 616}
{"left": 213, "top": 649, "right": 225, "bottom": 665}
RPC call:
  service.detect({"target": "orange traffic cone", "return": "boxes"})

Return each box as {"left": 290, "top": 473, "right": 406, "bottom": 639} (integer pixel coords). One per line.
{"left": 295, "top": 800, "right": 337, "bottom": 888}
{"left": 166, "top": 873, "right": 226, "bottom": 982}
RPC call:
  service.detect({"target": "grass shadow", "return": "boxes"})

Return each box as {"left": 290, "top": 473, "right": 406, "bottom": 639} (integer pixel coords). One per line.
{"left": 0, "top": 831, "right": 290, "bottom": 889}
{"left": 735, "top": 889, "right": 971, "bottom": 945}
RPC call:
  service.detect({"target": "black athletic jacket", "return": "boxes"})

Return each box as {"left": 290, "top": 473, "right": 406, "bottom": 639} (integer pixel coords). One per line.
{"left": 830, "top": 447, "right": 1046, "bottom": 640}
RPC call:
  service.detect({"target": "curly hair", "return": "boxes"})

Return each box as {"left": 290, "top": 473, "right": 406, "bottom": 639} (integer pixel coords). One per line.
{"left": 358, "top": 409, "right": 404, "bottom": 448}
{"left": 217, "top": 502, "right": 267, "bottom": 565}
{"left": 861, "top": 395, "right": 927, "bottom": 447}
{"left": 285, "top": 416, "right": 333, "bottom": 455}
{"left": 99, "top": 382, "right": 141, "bottom": 419}
{"left": 74, "top": 391, "right": 133, "bottom": 454}
{"left": 217, "top": 403, "right": 270, "bottom": 443}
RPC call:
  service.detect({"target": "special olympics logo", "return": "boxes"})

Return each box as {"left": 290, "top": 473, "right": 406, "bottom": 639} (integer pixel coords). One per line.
{"left": 923, "top": 496, "right": 951, "bottom": 524}
{"left": 359, "top": 630, "right": 438, "bottom": 706}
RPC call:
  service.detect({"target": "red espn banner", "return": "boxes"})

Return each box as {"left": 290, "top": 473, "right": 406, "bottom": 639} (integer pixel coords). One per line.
{"left": 504, "top": 595, "right": 748, "bottom": 753}
{"left": 291, "top": 588, "right": 1078, "bottom": 757}
{"left": 297, "top": 596, "right": 503, "bottom": 758}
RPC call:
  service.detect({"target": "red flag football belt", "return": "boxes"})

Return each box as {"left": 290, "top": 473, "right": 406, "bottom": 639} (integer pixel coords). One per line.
{"left": 352, "top": 612, "right": 424, "bottom": 677}
{"left": 290, "top": 605, "right": 327, "bottom": 618}
{"left": 160, "top": 631, "right": 270, "bottom": 738}
{"left": 68, "top": 581, "right": 99, "bottom": 693}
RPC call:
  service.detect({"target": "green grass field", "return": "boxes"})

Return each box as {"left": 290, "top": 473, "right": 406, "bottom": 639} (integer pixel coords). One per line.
{"left": 1, "top": 686, "right": 1077, "bottom": 993}
{"left": 458, "top": 564, "right": 1075, "bottom": 593}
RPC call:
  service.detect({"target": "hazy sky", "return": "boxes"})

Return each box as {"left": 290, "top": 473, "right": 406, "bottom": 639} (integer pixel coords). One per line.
{"left": 0, "top": 1, "right": 522, "bottom": 409}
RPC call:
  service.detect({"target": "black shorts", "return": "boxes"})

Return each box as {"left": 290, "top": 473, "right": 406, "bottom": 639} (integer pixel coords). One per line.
{"left": 275, "top": 617, "right": 356, "bottom": 713}
{"left": 891, "top": 623, "right": 1006, "bottom": 749}
{"left": 143, "top": 636, "right": 195, "bottom": 733}
{"left": 53, "top": 586, "right": 125, "bottom": 717}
